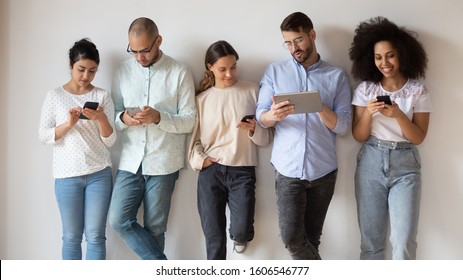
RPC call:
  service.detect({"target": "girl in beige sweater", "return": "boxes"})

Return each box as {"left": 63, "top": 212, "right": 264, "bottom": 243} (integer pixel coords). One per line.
{"left": 188, "top": 40, "right": 272, "bottom": 259}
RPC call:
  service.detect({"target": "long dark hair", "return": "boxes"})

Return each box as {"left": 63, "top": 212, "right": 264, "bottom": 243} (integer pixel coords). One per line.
{"left": 197, "top": 40, "right": 239, "bottom": 94}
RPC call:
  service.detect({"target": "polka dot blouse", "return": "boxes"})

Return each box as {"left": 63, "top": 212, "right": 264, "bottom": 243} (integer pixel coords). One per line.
{"left": 39, "top": 86, "right": 116, "bottom": 178}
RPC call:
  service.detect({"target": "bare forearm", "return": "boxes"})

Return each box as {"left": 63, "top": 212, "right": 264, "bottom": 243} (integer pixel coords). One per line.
{"left": 97, "top": 118, "right": 113, "bottom": 138}
{"left": 396, "top": 113, "right": 429, "bottom": 144}
{"left": 54, "top": 123, "right": 72, "bottom": 141}
{"left": 260, "top": 110, "right": 277, "bottom": 128}
{"left": 352, "top": 110, "right": 373, "bottom": 142}
{"left": 318, "top": 104, "right": 337, "bottom": 130}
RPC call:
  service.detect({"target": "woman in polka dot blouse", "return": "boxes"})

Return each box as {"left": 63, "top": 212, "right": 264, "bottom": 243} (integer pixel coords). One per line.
{"left": 39, "top": 38, "right": 116, "bottom": 260}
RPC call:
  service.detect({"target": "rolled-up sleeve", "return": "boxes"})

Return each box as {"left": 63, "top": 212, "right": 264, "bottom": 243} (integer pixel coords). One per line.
{"left": 256, "top": 68, "right": 275, "bottom": 129}
{"left": 100, "top": 91, "right": 117, "bottom": 147}
{"left": 331, "top": 72, "right": 352, "bottom": 135}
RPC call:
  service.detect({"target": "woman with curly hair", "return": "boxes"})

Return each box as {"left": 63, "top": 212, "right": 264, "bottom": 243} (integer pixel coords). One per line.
{"left": 349, "top": 17, "right": 432, "bottom": 260}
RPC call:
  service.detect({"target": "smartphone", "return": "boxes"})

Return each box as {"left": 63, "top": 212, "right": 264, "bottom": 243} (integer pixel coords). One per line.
{"left": 376, "top": 95, "right": 392, "bottom": 105}
{"left": 79, "top": 101, "right": 99, "bottom": 119}
{"left": 126, "top": 106, "right": 142, "bottom": 117}
{"left": 241, "top": 114, "right": 255, "bottom": 122}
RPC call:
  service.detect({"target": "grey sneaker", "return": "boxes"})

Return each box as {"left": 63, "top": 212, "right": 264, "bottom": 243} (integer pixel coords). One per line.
{"left": 233, "top": 241, "right": 248, "bottom": 253}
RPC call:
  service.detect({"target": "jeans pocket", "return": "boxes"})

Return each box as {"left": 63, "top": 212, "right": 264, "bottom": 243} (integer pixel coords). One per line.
{"left": 202, "top": 161, "right": 217, "bottom": 171}
{"left": 411, "top": 147, "right": 422, "bottom": 169}
{"left": 356, "top": 143, "right": 368, "bottom": 165}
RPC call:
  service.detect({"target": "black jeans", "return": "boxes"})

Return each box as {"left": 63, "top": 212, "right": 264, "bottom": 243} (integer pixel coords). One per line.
{"left": 197, "top": 163, "right": 256, "bottom": 260}
{"left": 275, "top": 169, "right": 337, "bottom": 259}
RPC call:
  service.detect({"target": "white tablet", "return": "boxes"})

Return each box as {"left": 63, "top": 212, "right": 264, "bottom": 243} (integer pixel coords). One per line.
{"left": 274, "top": 91, "right": 322, "bottom": 114}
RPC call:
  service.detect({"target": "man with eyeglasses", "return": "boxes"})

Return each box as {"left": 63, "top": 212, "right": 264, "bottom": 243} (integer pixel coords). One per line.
{"left": 256, "top": 12, "right": 352, "bottom": 259}
{"left": 109, "top": 17, "right": 196, "bottom": 260}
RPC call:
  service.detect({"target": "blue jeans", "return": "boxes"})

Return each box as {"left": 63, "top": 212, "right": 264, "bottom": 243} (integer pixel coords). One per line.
{"left": 197, "top": 163, "right": 256, "bottom": 260}
{"left": 108, "top": 167, "right": 178, "bottom": 260}
{"left": 54, "top": 166, "right": 112, "bottom": 260}
{"left": 355, "top": 136, "right": 421, "bottom": 260}
{"left": 275, "top": 169, "right": 337, "bottom": 260}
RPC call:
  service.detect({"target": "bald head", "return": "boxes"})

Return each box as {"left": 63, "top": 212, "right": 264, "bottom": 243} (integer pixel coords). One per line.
{"left": 128, "top": 17, "right": 158, "bottom": 38}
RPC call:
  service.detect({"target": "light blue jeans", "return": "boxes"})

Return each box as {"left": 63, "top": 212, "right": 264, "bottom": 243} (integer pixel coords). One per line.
{"left": 55, "top": 166, "right": 113, "bottom": 260}
{"left": 355, "top": 136, "right": 421, "bottom": 260}
{"left": 108, "top": 168, "right": 178, "bottom": 260}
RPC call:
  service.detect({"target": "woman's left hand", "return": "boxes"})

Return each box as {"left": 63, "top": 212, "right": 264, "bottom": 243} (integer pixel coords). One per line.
{"left": 81, "top": 106, "right": 107, "bottom": 122}
{"left": 378, "top": 101, "right": 405, "bottom": 119}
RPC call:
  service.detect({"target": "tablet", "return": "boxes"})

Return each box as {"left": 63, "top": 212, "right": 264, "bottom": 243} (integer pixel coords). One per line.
{"left": 274, "top": 91, "right": 322, "bottom": 114}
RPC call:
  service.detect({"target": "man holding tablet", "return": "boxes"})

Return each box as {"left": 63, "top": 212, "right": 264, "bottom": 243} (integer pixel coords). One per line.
{"left": 273, "top": 90, "right": 323, "bottom": 114}
{"left": 256, "top": 12, "right": 352, "bottom": 260}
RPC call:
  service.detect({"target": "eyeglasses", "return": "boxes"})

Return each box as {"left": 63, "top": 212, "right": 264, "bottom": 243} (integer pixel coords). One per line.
{"left": 126, "top": 36, "right": 158, "bottom": 56}
{"left": 282, "top": 37, "right": 304, "bottom": 50}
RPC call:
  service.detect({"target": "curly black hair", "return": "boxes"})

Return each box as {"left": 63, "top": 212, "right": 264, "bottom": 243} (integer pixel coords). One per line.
{"left": 349, "top": 16, "right": 428, "bottom": 83}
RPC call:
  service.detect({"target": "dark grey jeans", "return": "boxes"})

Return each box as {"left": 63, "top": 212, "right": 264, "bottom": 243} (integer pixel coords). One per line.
{"left": 275, "top": 169, "right": 337, "bottom": 260}
{"left": 197, "top": 163, "right": 256, "bottom": 260}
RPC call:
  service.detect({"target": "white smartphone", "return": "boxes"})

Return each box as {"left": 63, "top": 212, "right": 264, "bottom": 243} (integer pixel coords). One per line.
{"left": 126, "top": 106, "right": 142, "bottom": 117}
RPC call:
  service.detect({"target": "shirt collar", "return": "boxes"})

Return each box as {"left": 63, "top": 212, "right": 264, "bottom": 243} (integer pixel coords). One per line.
{"left": 134, "top": 50, "right": 166, "bottom": 71}
{"left": 152, "top": 50, "right": 166, "bottom": 69}
{"left": 293, "top": 54, "right": 322, "bottom": 71}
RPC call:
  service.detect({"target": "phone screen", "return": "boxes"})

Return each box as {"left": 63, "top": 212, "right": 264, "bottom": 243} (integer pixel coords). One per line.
{"left": 126, "top": 107, "right": 142, "bottom": 117}
{"left": 376, "top": 96, "right": 392, "bottom": 105}
{"left": 241, "top": 114, "right": 255, "bottom": 122}
{"left": 80, "top": 101, "right": 99, "bottom": 119}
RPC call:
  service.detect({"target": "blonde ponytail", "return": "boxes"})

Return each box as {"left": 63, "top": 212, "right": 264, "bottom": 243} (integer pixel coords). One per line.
{"left": 197, "top": 70, "right": 215, "bottom": 95}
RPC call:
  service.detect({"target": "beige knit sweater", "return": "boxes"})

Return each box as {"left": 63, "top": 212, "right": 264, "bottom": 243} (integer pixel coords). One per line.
{"left": 188, "top": 80, "right": 272, "bottom": 171}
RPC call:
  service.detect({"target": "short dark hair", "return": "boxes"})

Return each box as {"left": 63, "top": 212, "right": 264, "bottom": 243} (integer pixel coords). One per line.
{"left": 128, "top": 17, "right": 158, "bottom": 38}
{"left": 349, "top": 16, "right": 428, "bottom": 82}
{"left": 68, "top": 38, "right": 100, "bottom": 68}
{"left": 280, "top": 12, "right": 313, "bottom": 34}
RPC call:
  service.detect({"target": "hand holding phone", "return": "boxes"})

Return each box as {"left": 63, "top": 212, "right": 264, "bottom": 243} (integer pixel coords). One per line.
{"left": 79, "top": 101, "right": 99, "bottom": 119}
{"left": 241, "top": 114, "right": 255, "bottom": 122}
{"left": 376, "top": 95, "right": 392, "bottom": 105}
{"left": 126, "top": 107, "right": 142, "bottom": 117}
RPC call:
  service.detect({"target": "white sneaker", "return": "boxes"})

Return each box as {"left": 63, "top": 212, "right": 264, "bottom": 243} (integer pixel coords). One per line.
{"left": 233, "top": 241, "right": 248, "bottom": 253}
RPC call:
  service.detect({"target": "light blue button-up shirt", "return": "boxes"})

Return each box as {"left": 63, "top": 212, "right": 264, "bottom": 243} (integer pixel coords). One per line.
{"left": 256, "top": 57, "right": 352, "bottom": 181}
{"left": 112, "top": 52, "right": 196, "bottom": 175}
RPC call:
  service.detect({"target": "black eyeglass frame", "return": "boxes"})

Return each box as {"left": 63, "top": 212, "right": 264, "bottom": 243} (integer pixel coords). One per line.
{"left": 126, "top": 35, "right": 159, "bottom": 56}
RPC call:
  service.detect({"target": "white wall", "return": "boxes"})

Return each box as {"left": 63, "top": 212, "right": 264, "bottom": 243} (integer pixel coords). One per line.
{"left": 0, "top": 0, "right": 9, "bottom": 261}
{"left": 2, "top": 0, "right": 463, "bottom": 260}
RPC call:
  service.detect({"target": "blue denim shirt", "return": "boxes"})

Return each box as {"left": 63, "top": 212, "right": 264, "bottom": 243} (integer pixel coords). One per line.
{"left": 256, "top": 57, "right": 352, "bottom": 181}
{"left": 112, "top": 52, "right": 196, "bottom": 175}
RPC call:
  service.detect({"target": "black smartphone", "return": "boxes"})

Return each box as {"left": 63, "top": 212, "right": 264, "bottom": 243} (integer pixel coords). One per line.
{"left": 376, "top": 95, "right": 392, "bottom": 105}
{"left": 79, "top": 101, "right": 99, "bottom": 119}
{"left": 241, "top": 114, "right": 255, "bottom": 122}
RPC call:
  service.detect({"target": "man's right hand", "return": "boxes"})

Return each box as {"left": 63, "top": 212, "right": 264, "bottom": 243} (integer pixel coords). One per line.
{"left": 120, "top": 110, "right": 142, "bottom": 126}
{"left": 260, "top": 95, "right": 295, "bottom": 127}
